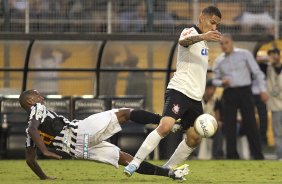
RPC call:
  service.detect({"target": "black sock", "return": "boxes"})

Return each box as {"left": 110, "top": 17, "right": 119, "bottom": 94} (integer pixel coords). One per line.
{"left": 136, "top": 161, "right": 169, "bottom": 177}
{"left": 130, "top": 110, "right": 161, "bottom": 125}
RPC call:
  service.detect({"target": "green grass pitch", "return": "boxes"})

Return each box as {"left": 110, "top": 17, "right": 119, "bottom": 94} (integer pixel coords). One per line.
{"left": 0, "top": 160, "right": 281, "bottom": 184}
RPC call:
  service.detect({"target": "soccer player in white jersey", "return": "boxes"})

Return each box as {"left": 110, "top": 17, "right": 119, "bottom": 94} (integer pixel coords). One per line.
{"left": 124, "top": 6, "right": 222, "bottom": 178}
{"left": 20, "top": 89, "right": 189, "bottom": 180}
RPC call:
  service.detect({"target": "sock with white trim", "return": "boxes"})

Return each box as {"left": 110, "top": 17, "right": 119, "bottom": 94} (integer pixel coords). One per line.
{"left": 130, "top": 129, "right": 163, "bottom": 168}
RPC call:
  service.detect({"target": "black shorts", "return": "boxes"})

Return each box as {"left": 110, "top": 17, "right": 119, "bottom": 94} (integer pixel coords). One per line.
{"left": 162, "top": 89, "right": 203, "bottom": 130}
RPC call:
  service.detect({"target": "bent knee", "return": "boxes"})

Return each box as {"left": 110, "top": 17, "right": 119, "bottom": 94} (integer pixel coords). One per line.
{"left": 115, "top": 108, "right": 132, "bottom": 123}
{"left": 186, "top": 127, "right": 202, "bottom": 147}
{"left": 156, "top": 116, "right": 176, "bottom": 136}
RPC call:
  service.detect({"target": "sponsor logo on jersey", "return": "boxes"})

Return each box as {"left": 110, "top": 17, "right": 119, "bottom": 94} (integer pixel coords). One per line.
{"left": 83, "top": 134, "right": 89, "bottom": 159}
{"left": 183, "top": 28, "right": 193, "bottom": 36}
{"left": 172, "top": 104, "right": 180, "bottom": 114}
{"left": 201, "top": 48, "right": 208, "bottom": 56}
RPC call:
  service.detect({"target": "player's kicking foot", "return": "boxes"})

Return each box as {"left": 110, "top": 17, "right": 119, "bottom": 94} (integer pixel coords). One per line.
{"left": 169, "top": 164, "right": 189, "bottom": 181}
{"left": 123, "top": 163, "right": 138, "bottom": 177}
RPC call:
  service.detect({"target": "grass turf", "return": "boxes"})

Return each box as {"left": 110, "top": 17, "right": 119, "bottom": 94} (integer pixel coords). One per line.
{"left": 0, "top": 160, "right": 281, "bottom": 184}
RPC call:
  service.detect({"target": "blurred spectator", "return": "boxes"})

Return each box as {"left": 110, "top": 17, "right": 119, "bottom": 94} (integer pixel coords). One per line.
{"left": 33, "top": 0, "right": 68, "bottom": 32}
{"left": 9, "top": 0, "right": 25, "bottom": 15}
{"left": 67, "top": 0, "right": 92, "bottom": 32}
{"left": 32, "top": 46, "right": 71, "bottom": 95}
{"left": 99, "top": 49, "right": 121, "bottom": 96}
{"left": 235, "top": 111, "right": 251, "bottom": 160}
{"left": 89, "top": 0, "right": 118, "bottom": 32}
{"left": 266, "top": 48, "right": 282, "bottom": 160}
{"left": 251, "top": 62, "right": 269, "bottom": 147}
{"left": 235, "top": 0, "right": 274, "bottom": 35}
{"left": 124, "top": 47, "right": 147, "bottom": 98}
{"left": 39, "top": 0, "right": 66, "bottom": 15}
{"left": 153, "top": 0, "right": 175, "bottom": 33}
{"left": 119, "top": 0, "right": 146, "bottom": 32}
{"left": 197, "top": 80, "right": 224, "bottom": 160}
{"left": 212, "top": 34, "right": 267, "bottom": 160}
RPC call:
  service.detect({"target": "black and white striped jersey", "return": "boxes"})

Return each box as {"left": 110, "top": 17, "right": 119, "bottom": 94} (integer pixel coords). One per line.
{"left": 26, "top": 103, "right": 78, "bottom": 156}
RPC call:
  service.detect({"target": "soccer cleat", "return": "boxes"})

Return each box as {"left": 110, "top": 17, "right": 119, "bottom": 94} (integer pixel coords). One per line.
{"left": 171, "top": 124, "right": 182, "bottom": 133}
{"left": 171, "top": 118, "right": 183, "bottom": 133}
{"left": 169, "top": 164, "right": 190, "bottom": 181}
{"left": 123, "top": 163, "right": 138, "bottom": 177}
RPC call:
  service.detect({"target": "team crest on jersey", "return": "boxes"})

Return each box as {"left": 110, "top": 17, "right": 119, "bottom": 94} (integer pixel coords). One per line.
{"left": 183, "top": 28, "right": 193, "bottom": 36}
{"left": 172, "top": 104, "right": 180, "bottom": 114}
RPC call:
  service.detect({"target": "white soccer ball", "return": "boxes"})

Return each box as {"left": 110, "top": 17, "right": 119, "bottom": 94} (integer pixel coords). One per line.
{"left": 194, "top": 114, "right": 218, "bottom": 138}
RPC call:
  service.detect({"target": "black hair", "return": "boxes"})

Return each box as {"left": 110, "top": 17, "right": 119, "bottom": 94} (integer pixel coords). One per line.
{"left": 267, "top": 48, "right": 280, "bottom": 55}
{"left": 202, "top": 6, "right": 222, "bottom": 19}
{"left": 19, "top": 89, "right": 36, "bottom": 110}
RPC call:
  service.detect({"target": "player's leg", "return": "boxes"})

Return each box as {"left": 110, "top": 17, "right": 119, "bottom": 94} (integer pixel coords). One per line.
{"left": 115, "top": 108, "right": 182, "bottom": 133}
{"left": 75, "top": 140, "right": 188, "bottom": 180}
{"left": 239, "top": 88, "right": 264, "bottom": 159}
{"left": 124, "top": 89, "right": 186, "bottom": 176}
{"left": 163, "top": 127, "right": 201, "bottom": 168}
{"left": 114, "top": 108, "right": 161, "bottom": 125}
{"left": 76, "top": 110, "right": 123, "bottom": 147}
{"left": 271, "top": 111, "right": 282, "bottom": 160}
{"left": 222, "top": 89, "right": 240, "bottom": 159}
{"left": 77, "top": 108, "right": 161, "bottom": 149}
{"left": 119, "top": 151, "right": 188, "bottom": 180}
{"left": 163, "top": 100, "right": 203, "bottom": 169}
{"left": 123, "top": 116, "right": 174, "bottom": 176}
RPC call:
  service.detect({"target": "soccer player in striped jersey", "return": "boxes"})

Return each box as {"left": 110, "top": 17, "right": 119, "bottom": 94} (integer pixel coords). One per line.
{"left": 20, "top": 89, "right": 188, "bottom": 180}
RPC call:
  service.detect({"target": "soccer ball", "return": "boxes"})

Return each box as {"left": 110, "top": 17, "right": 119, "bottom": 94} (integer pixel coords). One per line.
{"left": 194, "top": 114, "right": 218, "bottom": 138}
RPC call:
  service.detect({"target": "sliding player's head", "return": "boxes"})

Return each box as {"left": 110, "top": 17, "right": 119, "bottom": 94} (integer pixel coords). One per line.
{"left": 19, "top": 89, "right": 45, "bottom": 111}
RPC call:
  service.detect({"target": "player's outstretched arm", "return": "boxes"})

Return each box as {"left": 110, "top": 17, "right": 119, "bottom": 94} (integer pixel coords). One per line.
{"left": 25, "top": 147, "right": 56, "bottom": 180}
{"left": 27, "top": 119, "right": 62, "bottom": 160}
{"left": 179, "top": 30, "right": 221, "bottom": 47}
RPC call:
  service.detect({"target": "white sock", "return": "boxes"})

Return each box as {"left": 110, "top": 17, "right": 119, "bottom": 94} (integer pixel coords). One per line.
{"left": 163, "top": 139, "right": 195, "bottom": 169}
{"left": 130, "top": 129, "right": 163, "bottom": 168}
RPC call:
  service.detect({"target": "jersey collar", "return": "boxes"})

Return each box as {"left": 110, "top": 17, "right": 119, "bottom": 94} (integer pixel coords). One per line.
{"left": 193, "top": 25, "right": 203, "bottom": 34}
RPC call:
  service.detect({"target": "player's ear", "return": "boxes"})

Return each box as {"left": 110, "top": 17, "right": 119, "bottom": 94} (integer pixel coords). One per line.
{"left": 26, "top": 98, "right": 35, "bottom": 108}
{"left": 198, "top": 13, "right": 203, "bottom": 23}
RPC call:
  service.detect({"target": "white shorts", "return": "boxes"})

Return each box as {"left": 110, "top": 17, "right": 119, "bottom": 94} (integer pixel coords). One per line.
{"left": 74, "top": 110, "right": 122, "bottom": 168}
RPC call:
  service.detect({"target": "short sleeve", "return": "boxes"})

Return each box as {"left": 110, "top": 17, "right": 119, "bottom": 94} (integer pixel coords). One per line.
{"left": 29, "top": 103, "right": 47, "bottom": 123}
{"left": 26, "top": 103, "right": 47, "bottom": 148}
{"left": 179, "top": 28, "right": 196, "bottom": 39}
{"left": 25, "top": 128, "right": 35, "bottom": 148}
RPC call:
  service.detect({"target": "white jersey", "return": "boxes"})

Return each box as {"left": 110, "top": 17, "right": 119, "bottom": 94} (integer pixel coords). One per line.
{"left": 167, "top": 26, "right": 209, "bottom": 101}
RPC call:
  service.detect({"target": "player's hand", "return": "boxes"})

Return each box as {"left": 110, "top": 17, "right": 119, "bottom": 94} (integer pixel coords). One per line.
{"left": 222, "top": 78, "right": 230, "bottom": 87}
{"left": 260, "top": 91, "right": 269, "bottom": 103}
{"left": 43, "top": 150, "right": 62, "bottom": 160}
{"left": 202, "top": 30, "right": 221, "bottom": 42}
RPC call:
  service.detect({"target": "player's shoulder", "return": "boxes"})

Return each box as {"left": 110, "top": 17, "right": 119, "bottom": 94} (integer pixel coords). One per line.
{"left": 234, "top": 48, "right": 255, "bottom": 59}
{"left": 29, "top": 103, "right": 47, "bottom": 120}
{"left": 234, "top": 48, "right": 250, "bottom": 54}
{"left": 180, "top": 27, "right": 197, "bottom": 37}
